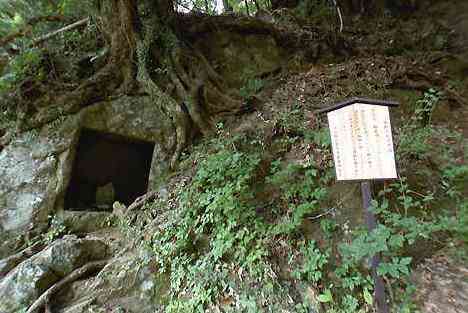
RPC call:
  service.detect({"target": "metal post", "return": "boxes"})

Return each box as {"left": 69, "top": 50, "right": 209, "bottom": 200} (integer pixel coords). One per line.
{"left": 361, "top": 181, "right": 389, "bottom": 313}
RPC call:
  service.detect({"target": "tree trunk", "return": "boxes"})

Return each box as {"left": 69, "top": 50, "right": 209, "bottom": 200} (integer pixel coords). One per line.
{"left": 30, "top": 0, "right": 247, "bottom": 169}
{"left": 87, "top": 0, "right": 242, "bottom": 168}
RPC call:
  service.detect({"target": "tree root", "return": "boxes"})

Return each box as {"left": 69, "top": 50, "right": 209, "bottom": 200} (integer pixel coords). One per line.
{"left": 0, "top": 241, "right": 45, "bottom": 277}
{"left": 9, "top": 2, "right": 259, "bottom": 170}
{"left": 26, "top": 260, "right": 108, "bottom": 313}
{"left": 124, "top": 190, "right": 159, "bottom": 215}
{"left": 392, "top": 75, "right": 467, "bottom": 106}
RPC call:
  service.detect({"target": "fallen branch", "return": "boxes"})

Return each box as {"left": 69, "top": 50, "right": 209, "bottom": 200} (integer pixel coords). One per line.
{"left": 0, "top": 15, "right": 66, "bottom": 49}
{"left": 26, "top": 260, "right": 108, "bottom": 313}
{"left": 31, "top": 17, "right": 89, "bottom": 47}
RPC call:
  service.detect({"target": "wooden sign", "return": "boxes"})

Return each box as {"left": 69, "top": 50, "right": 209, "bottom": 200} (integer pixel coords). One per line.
{"left": 317, "top": 98, "right": 399, "bottom": 313}
{"left": 319, "top": 99, "right": 398, "bottom": 181}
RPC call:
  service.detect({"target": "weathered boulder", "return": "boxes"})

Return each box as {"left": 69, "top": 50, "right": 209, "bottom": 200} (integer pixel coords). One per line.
{"left": 0, "top": 123, "right": 77, "bottom": 258}
{"left": 0, "top": 235, "right": 107, "bottom": 313}
{"left": 0, "top": 139, "right": 57, "bottom": 231}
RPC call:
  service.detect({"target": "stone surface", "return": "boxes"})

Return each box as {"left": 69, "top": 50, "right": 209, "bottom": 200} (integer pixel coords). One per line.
{"left": 61, "top": 299, "right": 95, "bottom": 313}
{"left": 55, "top": 255, "right": 165, "bottom": 313}
{"left": 59, "top": 211, "right": 112, "bottom": 234}
{"left": 196, "top": 32, "right": 282, "bottom": 88}
{"left": 95, "top": 183, "right": 115, "bottom": 206}
{"left": 0, "top": 236, "right": 107, "bottom": 313}
{"left": 0, "top": 96, "right": 171, "bottom": 257}
{"left": 414, "top": 254, "right": 468, "bottom": 313}
{"left": 0, "top": 122, "right": 77, "bottom": 257}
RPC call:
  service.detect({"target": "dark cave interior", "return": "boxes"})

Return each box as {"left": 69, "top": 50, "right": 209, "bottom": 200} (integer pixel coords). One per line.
{"left": 64, "top": 129, "right": 155, "bottom": 211}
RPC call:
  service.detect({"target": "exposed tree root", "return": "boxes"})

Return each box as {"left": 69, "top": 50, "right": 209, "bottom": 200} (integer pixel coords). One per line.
{"left": 26, "top": 260, "right": 108, "bottom": 313}
{"left": 7, "top": 3, "right": 280, "bottom": 169}
{"left": 392, "top": 68, "right": 468, "bottom": 106}
{"left": 124, "top": 190, "right": 159, "bottom": 215}
{"left": 135, "top": 20, "right": 190, "bottom": 168}
{"left": 177, "top": 13, "right": 350, "bottom": 58}
{"left": 132, "top": 4, "right": 247, "bottom": 168}
{"left": 0, "top": 241, "right": 45, "bottom": 277}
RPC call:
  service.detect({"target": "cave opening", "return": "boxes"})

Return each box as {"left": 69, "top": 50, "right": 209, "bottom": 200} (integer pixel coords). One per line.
{"left": 64, "top": 129, "right": 155, "bottom": 211}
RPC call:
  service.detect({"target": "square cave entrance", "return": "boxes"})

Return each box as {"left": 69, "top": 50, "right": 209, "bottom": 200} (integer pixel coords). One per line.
{"left": 64, "top": 129, "right": 155, "bottom": 211}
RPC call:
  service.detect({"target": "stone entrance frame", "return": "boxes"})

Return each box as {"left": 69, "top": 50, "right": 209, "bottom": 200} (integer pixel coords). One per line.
{"left": 55, "top": 96, "right": 171, "bottom": 215}
{"left": 64, "top": 129, "right": 155, "bottom": 211}
{"left": 0, "top": 96, "right": 171, "bottom": 246}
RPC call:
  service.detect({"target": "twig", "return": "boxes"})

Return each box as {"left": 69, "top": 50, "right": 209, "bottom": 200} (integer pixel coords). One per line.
{"left": 331, "top": 0, "right": 344, "bottom": 32}
{"left": 337, "top": 6, "right": 344, "bottom": 33}
{"left": 307, "top": 207, "right": 335, "bottom": 220}
{"left": 26, "top": 260, "right": 107, "bottom": 313}
{"left": 31, "top": 17, "right": 90, "bottom": 47}
{"left": 0, "top": 15, "right": 66, "bottom": 48}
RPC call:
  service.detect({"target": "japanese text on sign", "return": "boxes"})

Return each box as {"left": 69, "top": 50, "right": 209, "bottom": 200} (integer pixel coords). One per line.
{"left": 327, "top": 103, "right": 398, "bottom": 181}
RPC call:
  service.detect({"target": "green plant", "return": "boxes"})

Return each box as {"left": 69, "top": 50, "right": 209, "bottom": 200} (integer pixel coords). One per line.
{"left": 239, "top": 77, "right": 264, "bottom": 99}
{"left": 441, "top": 163, "right": 468, "bottom": 201}
{"left": 267, "top": 162, "right": 328, "bottom": 235}
{"left": 456, "top": 202, "right": 468, "bottom": 243}
{"left": 0, "top": 48, "right": 44, "bottom": 93}
{"left": 320, "top": 218, "right": 338, "bottom": 238}
{"left": 147, "top": 142, "right": 273, "bottom": 310}
{"left": 293, "top": 174, "right": 460, "bottom": 313}
{"left": 397, "top": 88, "right": 442, "bottom": 161}
{"left": 414, "top": 88, "right": 442, "bottom": 126}
{"left": 42, "top": 215, "right": 68, "bottom": 243}
{"left": 292, "top": 240, "right": 329, "bottom": 283}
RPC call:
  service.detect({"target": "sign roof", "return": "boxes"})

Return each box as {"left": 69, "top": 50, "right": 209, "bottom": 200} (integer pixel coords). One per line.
{"left": 316, "top": 98, "right": 399, "bottom": 114}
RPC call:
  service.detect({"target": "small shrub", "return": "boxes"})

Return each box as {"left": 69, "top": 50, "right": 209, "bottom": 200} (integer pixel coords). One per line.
{"left": 240, "top": 77, "right": 264, "bottom": 99}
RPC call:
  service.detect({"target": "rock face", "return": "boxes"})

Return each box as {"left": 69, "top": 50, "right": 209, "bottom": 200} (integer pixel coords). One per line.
{"left": 0, "top": 125, "right": 76, "bottom": 258}
{"left": 0, "top": 96, "right": 171, "bottom": 257}
{"left": 59, "top": 211, "right": 112, "bottom": 234}
{"left": 414, "top": 255, "right": 468, "bottom": 313}
{"left": 195, "top": 31, "right": 282, "bottom": 88}
{"left": 54, "top": 255, "right": 164, "bottom": 313}
{"left": 0, "top": 236, "right": 107, "bottom": 313}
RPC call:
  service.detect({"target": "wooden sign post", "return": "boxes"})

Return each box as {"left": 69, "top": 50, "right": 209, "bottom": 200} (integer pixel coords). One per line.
{"left": 317, "top": 98, "right": 399, "bottom": 313}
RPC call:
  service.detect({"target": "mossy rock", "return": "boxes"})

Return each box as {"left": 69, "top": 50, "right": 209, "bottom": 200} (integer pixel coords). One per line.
{"left": 195, "top": 31, "right": 283, "bottom": 88}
